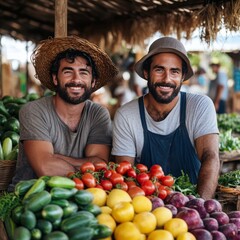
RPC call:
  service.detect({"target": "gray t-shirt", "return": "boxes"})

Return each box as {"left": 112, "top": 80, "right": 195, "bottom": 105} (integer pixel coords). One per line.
{"left": 112, "top": 92, "right": 219, "bottom": 161}
{"left": 10, "top": 96, "right": 112, "bottom": 189}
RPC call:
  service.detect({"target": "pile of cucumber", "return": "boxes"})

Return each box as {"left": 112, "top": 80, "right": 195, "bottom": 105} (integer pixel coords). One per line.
{"left": 5, "top": 176, "right": 112, "bottom": 240}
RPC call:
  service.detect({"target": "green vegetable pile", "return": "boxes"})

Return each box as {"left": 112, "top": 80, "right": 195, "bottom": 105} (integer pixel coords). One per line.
{"left": 219, "top": 130, "right": 240, "bottom": 152}
{"left": 173, "top": 171, "right": 199, "bottom": 197}
{"left": 217, "top": 113, "right": 240, "bottom": 134}
{"left": 2, "top": 176, "right": 112, "bottom": 240}
{"left": 218, "top": 170, "right": 240, "bottom": 188}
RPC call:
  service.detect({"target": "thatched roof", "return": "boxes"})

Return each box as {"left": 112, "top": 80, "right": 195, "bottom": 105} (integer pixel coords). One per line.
{"left": 0, "top": 0, "right": 240, "bottom": 49}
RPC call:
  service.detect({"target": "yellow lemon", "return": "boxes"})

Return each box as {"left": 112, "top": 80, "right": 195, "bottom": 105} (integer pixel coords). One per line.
{"left": 132, "top": 195, "right": 152, "bottom": 213}
{"left": 152, "top": 207, "right": 173, "bottom": 228}
{"left": 177, "top": 232, "right": 196, "bottom": 240}
{"left": 97, "top": 213, "right": 116, "bottom": 231}
{"left": 114, "top": 222, "right": 143, "bottom": 240}
{"left": 147, "top": 230, "right": 174, "bottom": 240}
{"left": 100, "top": 206, "right": 112, "bottom": 214}
{"left": 86, "top": 188, "right": 107, "bottom": 207}
{"left": 106, "top": 189, "right": 131, "bottom": 209}
{"left": 111, "top": 201, "right": 134, "bottom": 223}
{"left": 164, "top": 218, "right": 188, "bottom": 238}
{"left": 133, "top": 211, "right": 157, "bottom": 234}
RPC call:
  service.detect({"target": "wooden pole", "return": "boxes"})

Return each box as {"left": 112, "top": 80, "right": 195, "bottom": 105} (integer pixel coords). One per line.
{"left": 55, "top": 0, "right": 68, "bottom": 37}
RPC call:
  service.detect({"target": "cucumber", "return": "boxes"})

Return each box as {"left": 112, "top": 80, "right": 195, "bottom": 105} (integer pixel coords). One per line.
{"left": 23, "top": 178, "right": 46, "bottom": 200}
{"left": 5, "top": 148, "right": 19, "bottom": 160}
{"left": 47, "top": 176, "right": 76, "bottom": 189}
{"left": 11, "top": 205, "right": 24, "bottom": 225}
{"left": 31, "top": 228, "right": 42, "bottom": 240}
{"left": 74, "top": 190, "right": 93, "bottom": 206}
{"left": 80, "top": 203, "right": 102, "bottom": 216}
{"left": 2, "top": 137, "right": 12, "bottom": 159}
{"left": 68, "top": 227, "right": 94, "bottom": 240}
{"left": 41, "top": 204, "right": 63, "bottom": 222}
{"left": 44, "top": 231, "right": 69, "bottom": 240}
{"left": 4, "top": 215, "right": 16, "bottom": 240}
{"left": 92, "top": 223, "right": 112, "bottom": 239}
{"left": 25, "top": 190, "right": 52, "bottom": 212}
{"left": 60, "top": 211, "right": 95, "bottom": 233}
{"left": 50, "top": 199, "right": 69, "bottom": 208}
{"left": 20, "top": 210, "right": 37, "bottom": 230}
{"left": 50, "top": 187, "right": 77, "bottom": 199}
{"left": 62, "top": 201, "right": 78, "bottom": 218}
{"left": 36, "top": 219, "right": 53, "bottom": 235}
{"left": 14, "top": 179, "right": 37, "bottom": 196}
{"left": 14, "top": 226, "right": 31, "bottom": 240}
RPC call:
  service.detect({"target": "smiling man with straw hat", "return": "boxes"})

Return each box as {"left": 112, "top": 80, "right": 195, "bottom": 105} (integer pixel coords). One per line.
{"left": 112, "top": 36, "right": 220, "bottom": 200}
{"left": 9, "top": 36, "right": 118, "bottom": 190}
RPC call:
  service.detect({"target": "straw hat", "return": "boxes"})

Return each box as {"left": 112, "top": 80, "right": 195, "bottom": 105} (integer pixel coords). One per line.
{"left": 31, "top": 36, "right": 118, "bottom": 92}
{"left": 134, "top": 36, "right": 194, "bottom": 81}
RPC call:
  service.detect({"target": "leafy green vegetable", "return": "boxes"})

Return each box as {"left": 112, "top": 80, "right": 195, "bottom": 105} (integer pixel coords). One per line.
{"left": 217, "top": 113, "right": 240, "bottom": 134}
{"left": 219, "top": 130, "right": 240, "bottom": 152}
{"left": 0, "top": 191, "right": 20, "bottom": 221}
{"left": 218, "top": 170, "right": 240, "bottom": 188}
{"left": 173, "top": 171, "right": 199, "bottom": 196}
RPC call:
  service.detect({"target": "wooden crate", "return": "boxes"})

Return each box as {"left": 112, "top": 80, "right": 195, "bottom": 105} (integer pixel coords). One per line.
{"left": 215, "top": 185, "right": 240, "bottom": 213}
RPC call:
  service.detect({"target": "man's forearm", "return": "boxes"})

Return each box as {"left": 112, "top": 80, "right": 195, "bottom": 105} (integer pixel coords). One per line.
{"left": 197, "top": 152, "right": 220, "bottom": 199}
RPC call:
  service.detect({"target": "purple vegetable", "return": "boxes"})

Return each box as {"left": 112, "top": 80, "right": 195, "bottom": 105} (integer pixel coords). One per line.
{"left": 228, "top": 211, "right": 240, "bottom": 219}
{"left": 229, "top": 218, "right": 240, "bottom": 230}
{"left": 203, "top": 217, "right": 219, "bottom": 231}
{"left": 185, "top": 198, "right": 208, "bottom": 218}
{"left": 219, "top": 223, "right": 238, "bottom": 240}
{"left": 164, "top": 204, "right": 178, "bottom": 217}
{"left": 191, "top": 228, "right": 213, "bottom": 240}
{"left": 211, "top": 211, "right": 229, "bottom": 226}
{"left": 204, "top": 199, "right": 222, "bottom": 213}
{"left": 164, "top": 192, "right": 189, "bottom": 208}
{"left": 150, "top": 196, "right": 164, "bottom": 210}
{"left": 211, "top": 230, "right": 227, "bottom": 240}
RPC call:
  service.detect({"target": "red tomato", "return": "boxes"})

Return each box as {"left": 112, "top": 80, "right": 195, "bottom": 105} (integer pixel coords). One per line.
{"left": 115, "top": 182, "right": 128, "bottom": 191}
{"left": 73, "top": 178, "right": 84, "bottom": 190}
{"left": 94, "top": 161, "right": 107, "bottom": 171}
{"left": 116, "top": 161, "right": 132, "bottom": 175}
{"left": 100, "top": 179, "right": 113, "bottom": 191}
{"left": 95, "top": 184, "right": 104, "bottom": 189}
{"left": 150, "top": 164, "right": 163, "bottom": 173}
{"left": 80, "top": 162, "right": 95, "bottom": 173}
{"left": 126, "top": 168, "right": 137, "bottom": 178}
{"left": 161, "top": 175, "right": 174, "bottom": 187}
{"left": 66, "top": 172, "right": 75, "bottom": 178}
{"left": 104, "top": 169, "right": 115, "bottom": 179}
{"left": 81, "top": 172, "right": 96, "bottom": 188}
{"left": 125, "top": 180, "right": 137, "bottom": 190}
{"left": 158, "top": 189, "right": 168, "bottom": 200}
{"left": 141, "top": 180, "right": 155, "bottom": 196}
{"left": 109, "top": 172, "right": 124, "bottom": 185}
{"left": 127, "top": 186, "right": 145, "bottom": 198}
{"left": 108, "top": 161, "right": 116, "bottom": 170}
{"left": 135, "top": 163, "right": 148, "bottom": 173}
{"left": 136, "top": 172, "right": 149, "bottom": 185}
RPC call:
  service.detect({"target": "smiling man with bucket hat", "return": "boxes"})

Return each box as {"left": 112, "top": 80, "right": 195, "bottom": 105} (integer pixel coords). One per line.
{"left": 9, "top": 36, "right": 118, "bottom": 190}
{"left": 112, "top": 36, "right": 220, "bottom": 199}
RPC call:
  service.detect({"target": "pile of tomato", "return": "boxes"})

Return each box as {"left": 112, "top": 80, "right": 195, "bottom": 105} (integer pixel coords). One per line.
{"left": 66, "top": 161, "right": 175, "bottom": 200}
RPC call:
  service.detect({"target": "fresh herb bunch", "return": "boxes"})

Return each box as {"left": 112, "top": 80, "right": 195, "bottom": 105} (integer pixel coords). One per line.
{"left": 219, "top": 130, "right": 240, "bottom": 152}
{"left": 173, "top": 171, "right": 199, "bottom": 196}
{"left": 218, "top": 170, "right": 240, "bottom": 188}
{"left": 0, "top": 191, "right": 20, "bottom": 221}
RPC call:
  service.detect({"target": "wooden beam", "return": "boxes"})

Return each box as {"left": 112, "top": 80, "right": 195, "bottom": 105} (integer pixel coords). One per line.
{"left": 55, "top": 0, "right": 67, "bottom": 37}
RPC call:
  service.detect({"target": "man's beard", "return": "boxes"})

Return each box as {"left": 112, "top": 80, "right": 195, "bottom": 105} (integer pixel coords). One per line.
{"left": 56, "top": 81, "right": 93, "bottom": 105}
{"left": 148, "top": 79, "right": 181, "bottom": 104}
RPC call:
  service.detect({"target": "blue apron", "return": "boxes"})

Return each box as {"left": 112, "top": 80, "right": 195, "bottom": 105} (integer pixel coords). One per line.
{"left": 139, "top": 91, "right": 200, "bottom": 184}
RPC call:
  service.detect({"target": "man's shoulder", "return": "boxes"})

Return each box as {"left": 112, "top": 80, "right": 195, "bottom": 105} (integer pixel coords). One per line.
{"left": 117, "top": 98, "right": 139, "bottom": 114}
{"left": 185, "top": 92, "right": 212, "bottom": 105}
{"left": 21, "top": 96, "right": 51, "bottom": 112}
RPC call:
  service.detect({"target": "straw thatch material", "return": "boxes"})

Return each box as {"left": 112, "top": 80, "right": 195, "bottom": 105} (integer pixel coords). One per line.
{"left": 0, "top": 0, "right": 239, "bottom": 49}
{"left": 0, "top": 160, "right": 16, "bottom": 191}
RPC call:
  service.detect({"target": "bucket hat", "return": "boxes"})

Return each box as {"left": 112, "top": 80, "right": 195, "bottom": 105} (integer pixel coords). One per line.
{"left": 134, "top": 36, "right": 194, "bottom": 81}
{"left": 31, "top": 36, "right": 118, "bottom": 92}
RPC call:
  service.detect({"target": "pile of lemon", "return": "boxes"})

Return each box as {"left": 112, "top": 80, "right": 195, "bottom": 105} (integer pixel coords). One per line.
{"left": 87, "top": 188, "right": 196, "bottom": 240}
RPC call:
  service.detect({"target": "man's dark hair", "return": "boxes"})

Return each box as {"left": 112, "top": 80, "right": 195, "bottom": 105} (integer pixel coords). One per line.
{"left": 50, "top": 49, "right": 98, "bottom": 79}
{"left": 142, "top": 55, "right": 188, "bottom": 77}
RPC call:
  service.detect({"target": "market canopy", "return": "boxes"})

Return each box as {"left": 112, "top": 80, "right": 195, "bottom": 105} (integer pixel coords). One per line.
{"left": 0, "top": 0, "right": 240, "bottom": 49}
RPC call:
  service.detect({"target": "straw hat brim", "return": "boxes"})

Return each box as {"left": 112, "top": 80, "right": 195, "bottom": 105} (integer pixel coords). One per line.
{"left": 31, "top": 36, "right": 118, "bottom": 92}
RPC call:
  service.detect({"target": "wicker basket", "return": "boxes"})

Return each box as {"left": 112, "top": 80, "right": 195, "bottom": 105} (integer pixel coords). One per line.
{"left": 215, "top": 185, "right": 240, "bottom": 213}
{"left": 0, "top": 160, "right": 16, "bottom": 191}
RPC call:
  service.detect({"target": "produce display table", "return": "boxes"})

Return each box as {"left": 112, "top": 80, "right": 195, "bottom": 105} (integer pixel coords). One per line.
{"left": 219, "top": 151, "right": 240, "bottom": 174}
